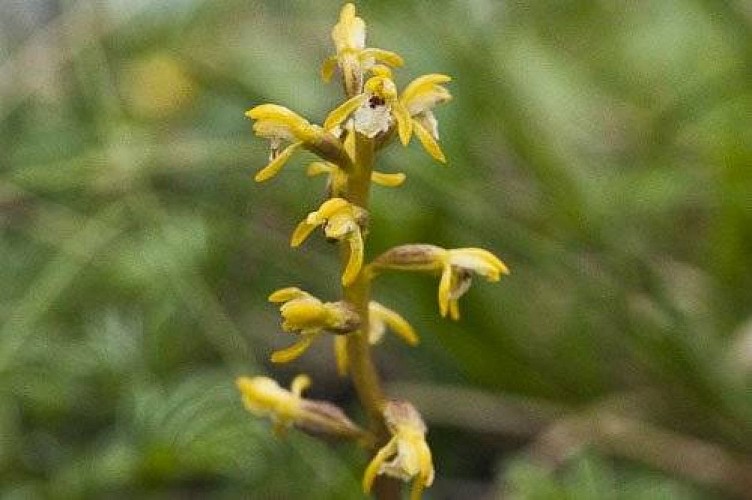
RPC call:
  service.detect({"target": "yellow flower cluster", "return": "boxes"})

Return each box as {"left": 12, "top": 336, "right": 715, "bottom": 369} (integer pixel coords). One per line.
{"left": 236, "top": 4, "right": 509, "bottom": 499}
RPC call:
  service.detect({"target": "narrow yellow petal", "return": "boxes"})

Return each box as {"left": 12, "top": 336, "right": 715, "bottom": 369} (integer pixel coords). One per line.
{"left": 449, "top": 299, "right": 460, "bottom": 321}
{"left": 393, "top": 101, "right": 413, "bottom": 146}
{"left": 271, "top": 335, "right": 316, "bottom": 364}
{"left": 410, "top": 480, "right": 426, "bottom": 500}
{"left": 254, "top": 143, "right": 301, "bottom": 182}
{"left": 371, "top": 171, "right": 406, "bottom": 187}
{"left": 361, "top": 48, "right": 404, "bottom": 67}
{"left": 370, "top": 302, "right": 419, "bottom": 346}
{"left": 324, "top": 94, "right": 366, "bottom": 132}
{"left": 412, "top": 119, "right": 446, "bottom": 163}
{"left": 342, "top": 229, "right": 364, "bottom": 286}
{"left": 438, "top": 265, "right": 452, "bottom": 318}
{"left": 307, "top": 161, "right": 335, "bottom": 177}
{"left": 321, "top": 56, "right": 338, "bottom": 82}
{"left": 452, "top": 248, "right": 510, "bottom": 277}
{"left": 363, "top": 437, "right": 399, "bottom": 493}
{"left": 334, "top": 336, "right": 348, "bottom": 377}
{"left": 290, "top": 374, "right": 311, "bottom": 396}
{"left": 315, "top": 197, "right": 351, "bottom": 220}
{"left": 290, "top": 220, "right": 319, "bottom": 247}
{"left": 400, "top": 74, "right": 452, "bottom": 106}
{"left": 269, "top": 287, "right": 308, "bottom": 303}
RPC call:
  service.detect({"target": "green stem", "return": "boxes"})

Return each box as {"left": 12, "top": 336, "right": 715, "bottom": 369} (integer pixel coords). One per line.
{"left": 342, "top": 132, "right": 401, "bottom": 500}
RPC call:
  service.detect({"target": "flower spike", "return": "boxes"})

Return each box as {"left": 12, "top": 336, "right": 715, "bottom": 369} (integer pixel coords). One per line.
{"left": 363, "top": 401, "right": 434, "bottom": 500}
{"left": 291, "top": 198, "right": 367, "bottom": 285}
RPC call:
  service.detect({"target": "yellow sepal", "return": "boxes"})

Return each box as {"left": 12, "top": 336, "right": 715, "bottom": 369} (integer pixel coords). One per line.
{"left": 325, "top": 94, "right": 367, "bottom": 131}
{"left": 254, "top": 142, "right": 302, "bottom": 182}
{"left": 412, "top": 119, "right": 446, "bottom": 163}
{"left": 371, "top": 171, "right": 406, "bottom": 187}
{"left": 271, "top": 334, "right": 318, "bottom": 364}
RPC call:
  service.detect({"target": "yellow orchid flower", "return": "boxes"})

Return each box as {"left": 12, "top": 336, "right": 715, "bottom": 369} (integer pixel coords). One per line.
{"left": 236, "top": 374, "right": 362, "bottom": 439}
{"left": 245, "top": 104, "right": 325, "bottom": 182}
{"left": 334, "top": 301, "right": 418, "bottom": 376}
{"left": 400, "top": 74, "right": 452, "bottom": 163}
{"left": 363, "top": 401, "right": 434, "bottom": 500}
{"left": 268, "top": 287, "right": 359, "bottom": 363}
{"left": 370, "top": 245, "right": 509, "bottom": 320}
{"left": 324, "top": 67, "right": 413, "bottom": 146}
{"left": 236, "top": 374, "right": 311, "bottom": 435}
{"left": 322, "top": 3, "right": 404, "bottom": 96}
{"left": 291, "top": 199, "right": 368, "bottom": 285}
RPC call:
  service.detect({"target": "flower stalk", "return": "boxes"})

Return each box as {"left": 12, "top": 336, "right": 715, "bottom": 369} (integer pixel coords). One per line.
{"left": 235, "top": 4, "right": 509, "bottom": 499}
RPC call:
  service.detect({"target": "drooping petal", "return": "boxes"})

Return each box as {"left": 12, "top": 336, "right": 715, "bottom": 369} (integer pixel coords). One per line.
{"left": 412, "top": 119, "right": 446, "bottom": 163}
{"left": 291, "top": 220, "right": 319, "bottom": 247}
{"left": 271, "top": 334, "right": 318, "bottom": 364}
{"left": 369, "top": 302, "right": 419, "bottom": 346}
{"left": 448, "top": 299, "right": 460, "bottom": 321}
{"left": 371, "top": 171, "right": 406, "bottom": 187}
{"left": 363, "top": 436, "right": 399, "bottom": 494}
{"left": 290, "top": 374, "right": 311, "bottom": 396}
{"left": 437, "top": 264, "right": 452, "bottom": 318}
{"left": 321, "top": 55, "right": 338, "bottom": 82}
{"left": 393, "top": 101, "right": 413, "bottom": 145}
{"left": 342, "top": 229, "right": 364, "bottom": 285}
{"left": 254, "top": 142, "right": 302, "bottom": 182}
{"left": 325, "top": 94, "right": 367, "bottom": 131}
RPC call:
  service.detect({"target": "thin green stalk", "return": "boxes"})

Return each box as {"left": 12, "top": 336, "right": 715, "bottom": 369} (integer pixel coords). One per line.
{"left": 342, "top": 132, "right": 400, "bottom": 500}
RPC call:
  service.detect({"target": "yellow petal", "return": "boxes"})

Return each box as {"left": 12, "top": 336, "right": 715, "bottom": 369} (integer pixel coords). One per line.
{"left": 451, "top": 248, "right": 510, "bottom": 278}
{"left": 334, "top": 336, "right": 348, "bottom": 377}
{"left": 307, "top": 161, "right": 335, "bottom": 177}
{"left": 449, "top": 299, "right": 460, "bottom": 321}
{"left": 254, "top": 142, "right": 301, "bottom": 182}
{"left": 371, "top": 171, "right": 406, "bottom": 187}
{"left": 438, "top": 265, "right": 452, "bottom": 318}
{"left": 290, "top": 374, "right": 311, "bottom": 396}
{"left": 269, "top": 287, "right": 309, "bottom": 303}
{"left": 342, "top": 229, "right": 364, "bottom": 286}
{"left": 321, "top": 56, "right": 338, "bottom": 82}
{"left": 291, "top": 220, "right": 319, "bottom": 247}
{"left": 363, "top": 436, "right": 399, "bottom": 494}
{"left": 412, "top": 119, "right": 446, "bottom": 163}
{"left": 393, "top": 101, "right": 413, "bottom": 146}
{"left": 361, "top": 48, "right": 404, "bottom": 67}
{"left": 370, "top": 302, "right": 419, "bottom": 346}
{"left": 316, "top": 197, "right": 351, "bottom": 219}
{"left": 400, "top": 74, "right": 452, "bottom": 107}
{"left": 271, "top": 335, "right": 317, "bottom": 364}
{"left": 324, "top": 94, "right": 367, "bottom": 132}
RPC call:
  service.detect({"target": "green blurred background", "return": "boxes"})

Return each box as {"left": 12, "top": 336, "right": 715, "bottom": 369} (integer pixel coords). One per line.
{"left": 2, "top": 0, "right": 751, "bottom": 498}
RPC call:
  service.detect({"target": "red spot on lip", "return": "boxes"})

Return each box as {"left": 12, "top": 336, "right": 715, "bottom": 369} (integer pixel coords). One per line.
{"left": 368, "top": 96, "right": 385, "bottom": 108}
